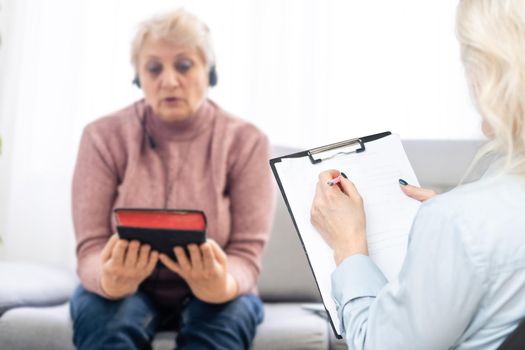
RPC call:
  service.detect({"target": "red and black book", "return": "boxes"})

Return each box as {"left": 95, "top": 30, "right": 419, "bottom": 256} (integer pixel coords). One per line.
{"left": 114, "top": 208, "right": 207, "bottom": 259}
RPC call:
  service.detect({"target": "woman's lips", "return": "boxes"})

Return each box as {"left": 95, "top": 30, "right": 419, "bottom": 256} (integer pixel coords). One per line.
{"left": 162, "top": 97, "right": 182, "bottom": 105}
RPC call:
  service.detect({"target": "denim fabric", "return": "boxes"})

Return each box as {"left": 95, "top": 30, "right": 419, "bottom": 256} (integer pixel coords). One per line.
{"left": 70, "top": 285, "right": 264, "bottom": 350}
{"left": 176, "top": 294, "right": 264, "bottom": 350}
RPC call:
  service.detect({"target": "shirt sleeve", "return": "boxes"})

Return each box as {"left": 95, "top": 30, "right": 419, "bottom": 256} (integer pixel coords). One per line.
{"left": 331, "top": 200, "right": 487, "bottom": 350}
{"left": 72, "top": 125, "right": 119, "bottom": 297}
{"left": 224, "top": 132, "right": 276, "bottom": 294}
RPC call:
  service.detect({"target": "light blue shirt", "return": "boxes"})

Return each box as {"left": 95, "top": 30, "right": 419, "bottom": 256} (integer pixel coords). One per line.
{"left": 332, "top": 173, "right": 525, "bottom": 349}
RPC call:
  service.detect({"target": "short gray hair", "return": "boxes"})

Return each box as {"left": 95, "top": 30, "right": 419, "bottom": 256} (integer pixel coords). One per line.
{"left": 131, "top": 9, "right": 215, "bottom": 71}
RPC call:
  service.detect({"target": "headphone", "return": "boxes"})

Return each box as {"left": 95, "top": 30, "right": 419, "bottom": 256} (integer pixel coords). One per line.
{"left": 208, "top": 65, "right": 218, "bottom": 87}
{"left": 132, "top": 65, "right": 218, "bottom": 88}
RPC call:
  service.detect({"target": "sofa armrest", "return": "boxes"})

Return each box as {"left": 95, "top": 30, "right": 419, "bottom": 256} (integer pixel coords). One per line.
{"left": 0, "top": 262, "right": 77, "bottom": 315}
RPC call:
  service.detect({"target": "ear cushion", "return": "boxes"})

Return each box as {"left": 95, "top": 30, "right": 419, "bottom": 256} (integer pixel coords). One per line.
{"left": 132, "top": 76, "right": 141, "bottom": 88}
{"left": 208, "top": 66, "right": 218, "bottom": 87}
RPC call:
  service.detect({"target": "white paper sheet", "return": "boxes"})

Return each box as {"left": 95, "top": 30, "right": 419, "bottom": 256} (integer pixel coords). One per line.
{"left": 273, "top": 134, "right": 421, "bottom": 337}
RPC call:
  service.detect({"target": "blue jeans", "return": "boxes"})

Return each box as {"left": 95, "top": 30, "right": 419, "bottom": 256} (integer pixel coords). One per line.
{"left": 70, "top": 285, "right": 264, "bottom": 350}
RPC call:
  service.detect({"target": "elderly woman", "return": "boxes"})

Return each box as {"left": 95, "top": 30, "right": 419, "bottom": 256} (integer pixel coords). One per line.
{"left": 311, "top": 0, "right": 525, "bottom": 349}
{"left": 70, "top": 9, "right": 274, "bottom": 349}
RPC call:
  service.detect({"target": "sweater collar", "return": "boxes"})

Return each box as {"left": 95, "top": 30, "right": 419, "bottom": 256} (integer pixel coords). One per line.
{"left": 145, "top": 99, "right": 214, "bottom": 142}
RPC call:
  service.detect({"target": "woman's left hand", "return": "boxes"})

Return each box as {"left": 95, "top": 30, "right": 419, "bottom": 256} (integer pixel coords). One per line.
{"left": 159, "top": 239, "right": 239, "bottom": 303}
{"left": 310, "top": 169, "right": 368, "bottom": 265}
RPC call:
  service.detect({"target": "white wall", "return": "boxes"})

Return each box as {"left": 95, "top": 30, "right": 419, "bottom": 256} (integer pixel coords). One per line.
{"left": 0, "top": 0, "right": 483, "bottom": 268}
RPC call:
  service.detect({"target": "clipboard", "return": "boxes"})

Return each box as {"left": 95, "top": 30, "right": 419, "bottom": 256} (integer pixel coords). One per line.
{"left": 270, "top": 131, "right": 421, "bottom": 338}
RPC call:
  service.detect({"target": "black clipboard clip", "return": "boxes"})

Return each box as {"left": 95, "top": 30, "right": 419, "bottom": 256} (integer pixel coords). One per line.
{"left": 307, "top": 138, "right": 365, "bottom": 164}
{"left": 306, "top": 131, "right": 391, "bottom": 164}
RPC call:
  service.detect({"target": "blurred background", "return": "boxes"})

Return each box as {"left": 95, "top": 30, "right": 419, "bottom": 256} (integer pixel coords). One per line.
{"left": 0, "top": 0, "right": 483, "bottom": 268}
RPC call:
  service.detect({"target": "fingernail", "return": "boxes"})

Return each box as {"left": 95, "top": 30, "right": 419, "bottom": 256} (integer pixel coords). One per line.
{"left": 340, "top": 172, "right": 348, "bottom": 179}
{"left": 399, "top": 179, "right": 408, "bottom": 186}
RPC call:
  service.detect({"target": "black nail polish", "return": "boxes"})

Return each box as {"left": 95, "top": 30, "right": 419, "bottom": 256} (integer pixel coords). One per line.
{"left": 399, "top": 179, "right": 408, "bottom": 186}
{"left": 340, "top": 172, "right": 348, "bottom": 179}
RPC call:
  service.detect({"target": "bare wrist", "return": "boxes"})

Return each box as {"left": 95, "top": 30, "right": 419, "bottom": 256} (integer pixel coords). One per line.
{"left": 225, "top": 273, "right": 240, "bottom": 299}
{"left": 100, "top": 276, "right": 135, "bottom": 300}
{"left": 333, "top": 236, "right": 368, "bottom": 266}
{"left": 199, "top": 274, "right": 239, "bottom": 304}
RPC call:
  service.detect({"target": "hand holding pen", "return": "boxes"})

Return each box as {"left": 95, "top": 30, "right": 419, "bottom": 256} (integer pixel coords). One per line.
{"left": 311, "top": 169, "right": 368, "bottom": 265}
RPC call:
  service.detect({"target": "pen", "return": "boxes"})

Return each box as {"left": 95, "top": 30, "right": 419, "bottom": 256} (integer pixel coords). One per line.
{"left": 327, "top": 172, "right": 348, "bottom": 186}
{"left": 327, "top": 176, "right": 341, "bottom": 186}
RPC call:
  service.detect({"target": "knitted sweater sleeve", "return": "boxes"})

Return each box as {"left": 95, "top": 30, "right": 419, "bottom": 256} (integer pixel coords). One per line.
{"left": 71, "top": 124, "right": 119, "bottom": 297}
{"left": 225, "top": 131, "right": 276, "bottom": 294}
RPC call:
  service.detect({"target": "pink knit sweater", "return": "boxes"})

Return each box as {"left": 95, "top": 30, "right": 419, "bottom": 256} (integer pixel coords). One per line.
{"left": 72, "top": 99, "right": 275, "bottom": 307}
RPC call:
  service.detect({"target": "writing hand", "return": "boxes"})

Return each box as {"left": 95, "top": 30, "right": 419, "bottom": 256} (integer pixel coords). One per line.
{"left": 310, "top": 169, "right": 368, "bottom": 266}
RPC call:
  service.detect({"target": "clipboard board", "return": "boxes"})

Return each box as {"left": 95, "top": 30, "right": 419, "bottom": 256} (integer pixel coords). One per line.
{"left": 269, "top": 131, "right": 421, "bottom": 338}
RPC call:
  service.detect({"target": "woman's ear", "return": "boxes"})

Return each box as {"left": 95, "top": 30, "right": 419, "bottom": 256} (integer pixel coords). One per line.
{"left": 481, "top": 119, "right": 494, "bottom": 138}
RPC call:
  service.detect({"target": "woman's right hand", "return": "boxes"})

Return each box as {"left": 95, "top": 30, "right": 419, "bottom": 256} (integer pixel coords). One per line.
{"left": 99, "top": 234, "right": 159, "bottom": 299}
{"left": 399, "top": 181, "right": 437, "bottom": 202}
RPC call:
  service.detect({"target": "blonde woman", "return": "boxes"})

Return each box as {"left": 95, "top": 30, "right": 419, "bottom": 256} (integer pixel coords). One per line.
{"left": 70, "top": 9, "right": 274, "bottom": 349}
{"left": 311, "top": 0, "right": 525, "bottom": 349}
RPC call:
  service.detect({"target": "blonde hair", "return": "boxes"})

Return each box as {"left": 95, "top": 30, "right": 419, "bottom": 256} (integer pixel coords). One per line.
{"left": 130, "top": 9, "right": 215, "bottom": 71}
{"left": 457, "top": 0, "right": 525, "bottom": 176}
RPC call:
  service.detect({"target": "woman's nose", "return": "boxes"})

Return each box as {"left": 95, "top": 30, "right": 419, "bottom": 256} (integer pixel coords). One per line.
{"left": 160, "top": 69, "right": 180, "bottom": 88}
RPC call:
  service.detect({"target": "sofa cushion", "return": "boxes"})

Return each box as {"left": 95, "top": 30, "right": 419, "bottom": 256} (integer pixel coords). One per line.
{"left": 0, "top": 303, "right": 75, "bottom": 350}
{"left": 252, "top": 303, "right": 330, "bottom": 350}
{"left": 402, "top": 139, "right": 484, "bottom": 190}
{"left": 0, "top": 262, "right": 77, "bottom": 315}
{"left": 258, "top": 193, "right": 321, "bottom": 302}
{"left": 0, "top": 302, "right": 332, "bottom": 350}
